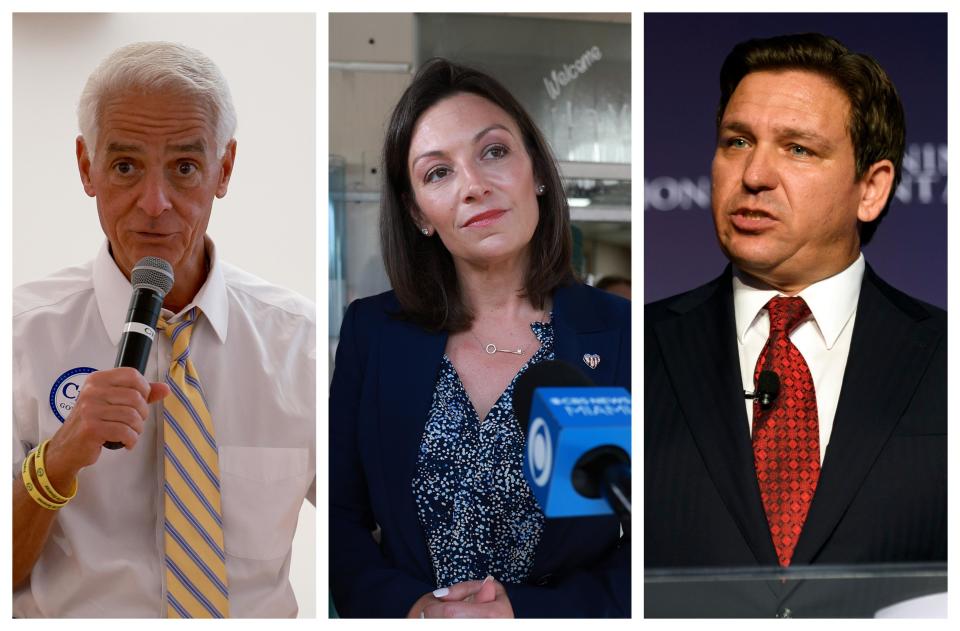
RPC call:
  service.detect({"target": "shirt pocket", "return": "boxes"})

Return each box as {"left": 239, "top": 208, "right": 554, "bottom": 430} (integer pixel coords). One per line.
{"left": 218, "top": 446, "right": 310, "bottom": 561}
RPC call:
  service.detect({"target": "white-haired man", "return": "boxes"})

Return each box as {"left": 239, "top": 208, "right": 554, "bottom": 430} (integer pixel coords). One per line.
{"left": 13, "top": 42, "right": 315, "bottom": 618}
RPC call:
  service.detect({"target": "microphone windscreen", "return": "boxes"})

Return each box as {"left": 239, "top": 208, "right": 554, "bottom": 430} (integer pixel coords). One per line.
{"left": 758, "top": 370, "right": 780, "bottom": 398}
{"left": 513, "top": 360, "right": 594, "bottom": 431}
{"left": 131, "top": 257, "right": 174, "bottom": 296}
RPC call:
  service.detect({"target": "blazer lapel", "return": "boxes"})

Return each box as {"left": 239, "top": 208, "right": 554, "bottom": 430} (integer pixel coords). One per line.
{"left": 652, "top": 270, "right": 779, "bottom": 565}
{"left": 528, "top": 283, "right": 628, "bottom": 568}
{"left": 552, "top": 283, "right": 623, "bottom": 385}
{"left": 378, "top": 316, "right": 447, "bottom": 574}
{"left": 791, "top": 267, "right": 942, "bottom": 564}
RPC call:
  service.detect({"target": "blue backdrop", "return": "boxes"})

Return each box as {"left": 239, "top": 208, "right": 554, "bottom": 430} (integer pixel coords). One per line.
{"left": 644, "top": 13, "right": 946, "bottom": 308}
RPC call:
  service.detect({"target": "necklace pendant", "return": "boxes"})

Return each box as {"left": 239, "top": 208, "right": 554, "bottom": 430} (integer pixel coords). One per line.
{"left": 484, "top": 343, "right": 522, "bottom": 355}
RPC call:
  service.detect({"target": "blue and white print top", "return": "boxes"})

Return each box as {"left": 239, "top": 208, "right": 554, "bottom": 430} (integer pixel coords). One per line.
{"left": 412, "top": 318, "right": 554, "bottom": 588}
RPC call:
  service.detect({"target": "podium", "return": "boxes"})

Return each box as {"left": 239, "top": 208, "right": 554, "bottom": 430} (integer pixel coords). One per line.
{"left": 645, "top": 563, "right": 946, "bottom": 618}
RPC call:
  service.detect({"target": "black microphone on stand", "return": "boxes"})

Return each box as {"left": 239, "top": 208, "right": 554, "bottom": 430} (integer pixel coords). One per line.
{"left": 104, "top": 257, "right": 174, "bottom": 450}
{"left": 744, "top": 370, "right": 780, "bottom": 410}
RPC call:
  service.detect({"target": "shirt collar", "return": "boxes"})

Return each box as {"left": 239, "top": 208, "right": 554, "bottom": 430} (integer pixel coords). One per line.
{"left": 93, "top": 236, "right": 229, "bottom": 346}
{"left": 732, "top": 253, "right": 864, "bottom": 349}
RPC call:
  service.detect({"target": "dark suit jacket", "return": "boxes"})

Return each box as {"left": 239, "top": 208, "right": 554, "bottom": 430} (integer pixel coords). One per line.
{"left": 645, "top": 265, "right": 946, "bottom": 574}
{"left": 331, "top": 282, "right": 631, "bottom": 618}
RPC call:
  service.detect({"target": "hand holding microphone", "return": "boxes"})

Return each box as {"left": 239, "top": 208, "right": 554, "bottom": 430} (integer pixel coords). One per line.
{"left": 103, "top": 257, "right": 174, "bottom": 449}
{"left": 42, "top": 258, "right": 174, "bottom": 488}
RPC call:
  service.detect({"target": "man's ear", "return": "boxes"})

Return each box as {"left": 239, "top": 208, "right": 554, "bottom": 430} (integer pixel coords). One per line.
{"left": 76, "top": 136, "right": 96, "bottom": 198}
{"left": 215, "top": 139, "right": 238, "bottom": 199}
{"left": 857, "top": 159, "right": 895, "bottom": 223}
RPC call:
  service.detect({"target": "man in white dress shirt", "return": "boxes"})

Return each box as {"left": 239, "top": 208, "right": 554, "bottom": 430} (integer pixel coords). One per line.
{"left": 13, "top": 42, "right": 315, "bottom": 617}
{"left": 645, "top": 31, "right": 946, "bottom": 585}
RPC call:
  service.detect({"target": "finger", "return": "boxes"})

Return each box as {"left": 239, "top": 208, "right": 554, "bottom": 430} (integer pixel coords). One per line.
{"left": 147, "top": 382, "right": 171, "bottom": 404}
{"left": 121, "top": 429, "right": 141, "bottom": 450}
{"left": 422, "top": 602, "right": 465, "bottom": 618}
{"left": 97, "top": 420, "right": 141, "bottom": 450}
{"left": 94, "top": 387, "right": 151, "bottom": 419}
{"left": 469, "top": 577, "right": 497, "bottom": 604}
{"left": 87, "top": 402, "right": 146, "bottom": 429}
{"left": 426, "top": 601, "right": 496, "bottom": 619}
{"left": 90, "top": 367, "right": 152, "bottom": 397}
{"left": 433, "top": 580, "right": 485, "bottom": 602}
{"left": 99, "top": 419, "right": 145, "bottom": 446}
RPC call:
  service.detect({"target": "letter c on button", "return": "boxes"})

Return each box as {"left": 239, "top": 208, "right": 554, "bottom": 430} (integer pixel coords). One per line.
{"left": 63, "top": 382, "right": 79, "bottom": 400}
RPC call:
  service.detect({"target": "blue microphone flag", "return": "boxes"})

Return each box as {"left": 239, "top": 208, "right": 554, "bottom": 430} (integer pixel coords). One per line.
{"left": 523, "top": 386, "right": 631, "bottom": 517}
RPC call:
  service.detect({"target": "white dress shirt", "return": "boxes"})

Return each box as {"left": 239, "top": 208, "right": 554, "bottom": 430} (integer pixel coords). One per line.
{"left": 13, "top": 239, "right": 316, "bottom": 618}
{"left": 734, "top": 254, "right": 864, "bottom": 464}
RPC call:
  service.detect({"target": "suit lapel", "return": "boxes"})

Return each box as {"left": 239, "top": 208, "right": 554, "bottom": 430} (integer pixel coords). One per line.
{"left": 791, "top": 268, "right": 942, "bottom": 564}
{"left": 378, "top": 316, "right": 447, "bottom": 574}
{"left": 653, "top": 271, "right": 779, "bottom": 565}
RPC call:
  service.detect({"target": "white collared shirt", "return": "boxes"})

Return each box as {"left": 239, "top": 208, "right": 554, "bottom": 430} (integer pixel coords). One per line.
{"left": 734, "top": 254, "right": 864, "bottom": 464}
{"left": 13, "top": 240, "right": 316, "bottom": 618}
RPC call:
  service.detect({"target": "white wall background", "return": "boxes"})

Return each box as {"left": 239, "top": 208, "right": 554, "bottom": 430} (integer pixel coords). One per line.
{"left": 12, "top": 12, "right": 317, "bottom": 618}
{"left": 12, "top": 12, "right": 315, "bottom": 301}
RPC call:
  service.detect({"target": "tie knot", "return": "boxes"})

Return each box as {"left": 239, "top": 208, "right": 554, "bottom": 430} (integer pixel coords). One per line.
{"left": 766, "top": 296, "right": 811, "bottom": 335}
{"left": 158, "top": 307, "right": 200, "bottom": 348}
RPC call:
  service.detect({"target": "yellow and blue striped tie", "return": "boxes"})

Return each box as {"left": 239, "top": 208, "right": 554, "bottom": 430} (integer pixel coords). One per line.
{"left": 160, "top": 308, "right": 229, "bottom": 617}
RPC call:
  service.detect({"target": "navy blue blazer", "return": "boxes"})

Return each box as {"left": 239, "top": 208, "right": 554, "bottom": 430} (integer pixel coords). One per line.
{"left": 645, "top": 264, "right": 946, "bottom": 572}
{"left": 330, "top": 282, "right": 631, "bottom": 618}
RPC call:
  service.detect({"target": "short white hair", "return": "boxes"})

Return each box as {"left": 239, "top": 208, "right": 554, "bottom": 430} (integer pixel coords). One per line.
{"left": 77, "top": 41, "right": 237, "bottom": 159}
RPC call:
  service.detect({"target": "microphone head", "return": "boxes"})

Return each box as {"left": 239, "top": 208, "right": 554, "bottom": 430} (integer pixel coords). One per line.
{"left": 131, "top": 256, "right": 175, "bottom": 297}
{"left": 512, "top": 360, "right": 594, "bottom": 431}
{"left": 757, "top": 370, "right": 780, "bottom": 407}
{"left": 758, "top": 370, "right": 780, "bottom": 396}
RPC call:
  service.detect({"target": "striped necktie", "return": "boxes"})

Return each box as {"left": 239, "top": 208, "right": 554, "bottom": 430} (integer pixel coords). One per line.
{"left": 159, "top": 308, "right": 230, "bottom": 617}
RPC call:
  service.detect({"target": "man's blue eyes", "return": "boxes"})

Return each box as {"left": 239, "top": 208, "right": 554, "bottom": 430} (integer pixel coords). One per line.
{"left": 724, "top": 138, "right": 812, "bottom": 157}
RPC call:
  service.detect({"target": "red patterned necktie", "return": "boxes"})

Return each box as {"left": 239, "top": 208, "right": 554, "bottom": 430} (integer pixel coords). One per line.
{"left": 752, "top": 296, "right": 820, "bottom": 567}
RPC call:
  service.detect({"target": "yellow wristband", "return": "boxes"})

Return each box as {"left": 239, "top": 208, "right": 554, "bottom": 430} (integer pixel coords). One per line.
{"left": 21, "top": 450, "right": 67, "bottom": 511}
{"left": 35, "top": 439, "right": 77, "bottom": 503}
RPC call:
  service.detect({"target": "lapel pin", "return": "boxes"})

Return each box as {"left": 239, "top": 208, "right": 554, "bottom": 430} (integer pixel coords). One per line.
{"left": 582, "top": 353, "right": 601, "bottom": 370}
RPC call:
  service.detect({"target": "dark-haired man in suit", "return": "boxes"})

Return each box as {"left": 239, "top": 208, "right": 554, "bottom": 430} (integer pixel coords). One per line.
{"left": 645, "top": 32, "right": 945, "bottom": 591}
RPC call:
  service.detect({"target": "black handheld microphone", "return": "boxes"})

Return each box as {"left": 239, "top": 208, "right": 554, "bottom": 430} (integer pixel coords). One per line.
{"left": 744, "top": 370, "right": 781, "bottom": 410}
{"left": 104, "top": 257, "right": 174, "bottom": 450}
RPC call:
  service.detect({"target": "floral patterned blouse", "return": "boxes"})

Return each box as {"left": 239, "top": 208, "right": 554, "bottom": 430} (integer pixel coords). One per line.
{"left": 411, "top": 319, "right": 554, "bottom": 588}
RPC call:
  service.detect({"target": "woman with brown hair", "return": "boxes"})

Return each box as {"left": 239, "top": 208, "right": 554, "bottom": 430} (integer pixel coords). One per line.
{"left": 330, "top": 58, "right": 630, "bottom": 618}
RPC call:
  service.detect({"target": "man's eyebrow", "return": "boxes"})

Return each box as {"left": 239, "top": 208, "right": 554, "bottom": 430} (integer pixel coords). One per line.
{"left": 168, "top": 140, "right": 207, "bottom": 153}
{"left": 773, "top": 126, "right": 835, "bottom": 150}
{"left": 412, "top": 124, "right": 515, "bottom": 168}
{"left": 719, "top": 120, "right": 835, "bottom": 149}
{"left": 105, "top": 142, "right": 142, "bottom": 154}
{"left": 719, "top": 120, "right": 752, "bottom": 135}
{"left": 103, "top": 140, "right": 208, "bottom": 154}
